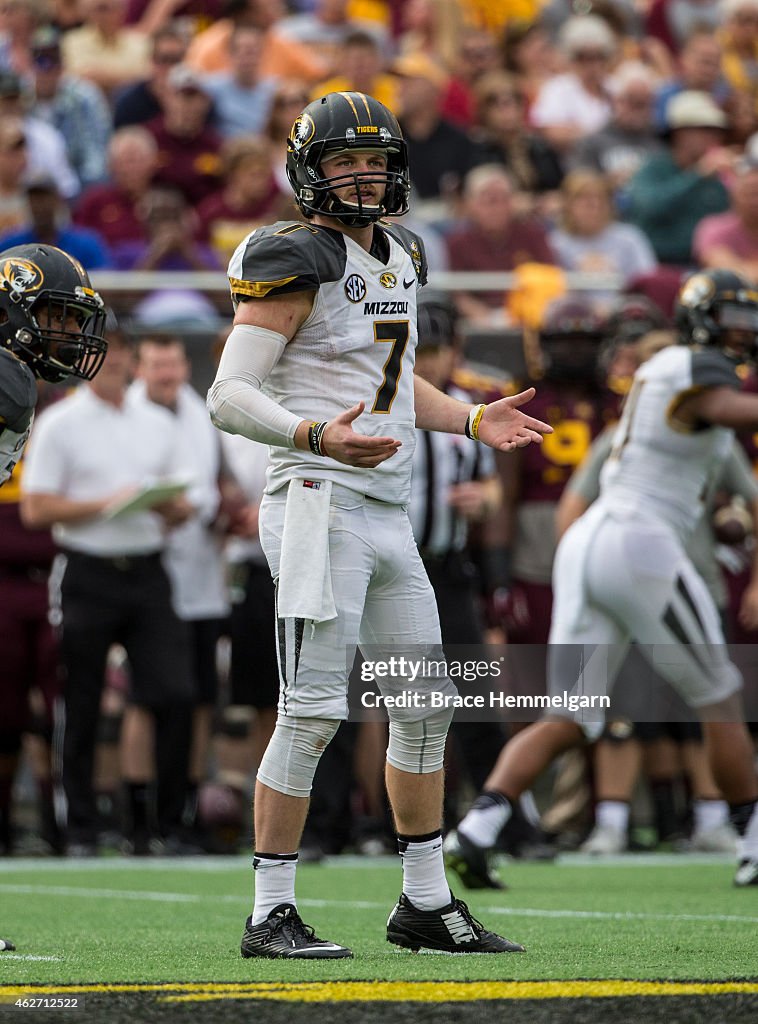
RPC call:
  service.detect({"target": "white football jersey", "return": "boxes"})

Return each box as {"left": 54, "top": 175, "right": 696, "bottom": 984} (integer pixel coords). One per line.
{"left": 228, "top": 220, "right": 427, "bottom": 505}
{"left": 599, "top": 344, "right": 738, "bottom": 539}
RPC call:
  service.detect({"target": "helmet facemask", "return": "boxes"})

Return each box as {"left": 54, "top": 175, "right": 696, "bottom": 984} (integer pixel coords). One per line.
{"left": 11, "top": 287, "right": 108, "bottom": 383}
{"left": 714, "top": 301, "right": 758, "bottom": 364}
{"left": 292, "top": 140, "right": 410, "bottom": 227}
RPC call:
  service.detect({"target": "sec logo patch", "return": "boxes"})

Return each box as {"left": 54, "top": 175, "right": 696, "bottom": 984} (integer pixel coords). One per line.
{"left": 344, "top": 274, "right": 367, "bottom": 302}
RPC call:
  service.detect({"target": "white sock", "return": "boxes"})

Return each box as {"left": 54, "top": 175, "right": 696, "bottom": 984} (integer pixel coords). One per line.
{"left": 595, "top": 800, "right": 629, "bottom": 833}
{"left": 398, "top": 831, "right": 450, "bottom": 911}
{"left": 251, "top": 853, "right": 298, "bottom": 924}
{"left": 519, "top": 790, "right": 541, "bottom": 827}
{"left": 458, "top": 791, "right": 512, "bottom": 849}
{"left": 693, "top": 799, "right": 728, "bottom": 835}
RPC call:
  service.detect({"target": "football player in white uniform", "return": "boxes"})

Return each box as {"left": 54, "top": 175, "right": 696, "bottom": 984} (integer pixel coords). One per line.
{"left": 445, "top": 269, "right": 758, "bottom": 891}
{"left": 208, "top": 91, "right": 552, "bottom": 959}
{"left": 0, "top": 244, "right": 107, "bottom": 485}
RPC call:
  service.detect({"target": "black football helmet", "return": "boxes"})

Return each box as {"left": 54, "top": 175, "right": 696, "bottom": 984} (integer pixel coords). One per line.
{"left": 0, "top": 244, "right": 107, "bottom": 383}
{"left": 605, "top": 293, "right": 669, "bottom": 346}
{"left": 286, "top": 92, "right": 410, "bottom": 228}
{"left": 537, "top": 295, "right": 606, "bottom": 383}
{"left": 601, "top": 293, "right": 670, "bottom": 392}
{"left": 675, "top": 268, "right": 758, "bottom": 363}
{"left": 417, "top": 291, "right": 458, "bottom": 350}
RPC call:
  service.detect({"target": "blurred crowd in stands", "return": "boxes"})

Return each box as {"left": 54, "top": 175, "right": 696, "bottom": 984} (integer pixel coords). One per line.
{"left": 3, "top": 0, "right": 758, "bottom": 861}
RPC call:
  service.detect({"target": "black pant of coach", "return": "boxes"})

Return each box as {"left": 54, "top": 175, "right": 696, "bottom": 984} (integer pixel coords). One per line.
{"left": 58, "top": 550, "right": 195, "bottom": 849}
{"left": 422, "top": 550, "right": 506, "bottom": 797}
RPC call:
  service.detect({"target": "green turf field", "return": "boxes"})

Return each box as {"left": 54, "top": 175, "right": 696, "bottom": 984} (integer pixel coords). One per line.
{"left": 1, "top": 853, "right": 757, "bottom": 1022}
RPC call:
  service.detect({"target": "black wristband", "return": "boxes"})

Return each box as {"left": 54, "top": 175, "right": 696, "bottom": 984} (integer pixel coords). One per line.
{"left": 308, "top": 421, "right": 328, "bottom": 456}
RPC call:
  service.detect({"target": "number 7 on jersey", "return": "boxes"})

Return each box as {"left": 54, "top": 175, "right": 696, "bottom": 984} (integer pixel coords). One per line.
{"left": 371, "top": 320, "right": 410, "bottom": 414}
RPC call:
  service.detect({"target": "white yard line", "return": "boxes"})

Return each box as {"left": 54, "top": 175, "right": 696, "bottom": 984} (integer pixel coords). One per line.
{"left": 0, "top": 851, "right": 734, "bottom": 872}
{"left": 1, "top": 884, "right": 757, "bottom": 926}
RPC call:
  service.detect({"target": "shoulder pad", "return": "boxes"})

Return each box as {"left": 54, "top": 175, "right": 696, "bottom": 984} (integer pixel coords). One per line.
{"left": 691, "top": 348, "right": 742, "bottom": 391}
{"left": 381, "top": 223, "right": 428, "bottom": 286}
{"left": 227, "top": 221, "right": 347, "bottom": 302}
{"left": 0, "top": 349, "right": 36, "bottom": 432}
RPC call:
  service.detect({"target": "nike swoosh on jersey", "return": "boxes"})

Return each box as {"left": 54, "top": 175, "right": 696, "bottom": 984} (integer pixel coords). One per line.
{"left": 403, "top": 278, "right": 415, "bottom": 289}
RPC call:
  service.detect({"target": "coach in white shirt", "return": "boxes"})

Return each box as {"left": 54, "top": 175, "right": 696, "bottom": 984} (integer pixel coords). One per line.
{"left": 21, "top": 326, "right": 196, "bottom": 855}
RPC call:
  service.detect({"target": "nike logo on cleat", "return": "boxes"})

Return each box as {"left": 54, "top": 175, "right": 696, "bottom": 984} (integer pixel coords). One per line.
{"left": 734, "top": 860, "right": 758, "bottom": 885}
{"left": 441, "top": 910, "right": 476, "bottom": 943}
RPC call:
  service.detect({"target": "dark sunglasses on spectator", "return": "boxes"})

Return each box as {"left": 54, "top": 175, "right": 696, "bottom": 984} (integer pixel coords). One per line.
{"left": 620, "top": 94, "right": 652, "bottom": 107}
{"left": 574, "top": 50, "right": 610, "bottom": 62}
{"left": 32, "top": 51, "right": 61, "bottom": 70}
{"left": 484, "top": 93, "right": 521, "bottom": 107}
{"left": 153, "top": 51, "right": 184, "bottom": 65}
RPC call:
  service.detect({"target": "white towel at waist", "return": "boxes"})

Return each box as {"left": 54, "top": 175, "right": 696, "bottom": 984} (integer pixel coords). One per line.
{"left": 276, "top": 478, "right": 337, "bottom": 622}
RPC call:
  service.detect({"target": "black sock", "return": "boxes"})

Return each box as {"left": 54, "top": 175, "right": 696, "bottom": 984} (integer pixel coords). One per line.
{"left": 126, "top": 782, "right": 150, "bottom": 836}
{"left": 472, "top": 790, "right": 512, "bottom": 812}
{"left": 730, "top": 799, "right": 757, "bottom": 837}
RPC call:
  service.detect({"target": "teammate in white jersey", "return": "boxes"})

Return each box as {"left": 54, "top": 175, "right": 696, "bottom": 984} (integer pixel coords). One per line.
{"left": 445, "top": 268, "right": 758, "bottom": 891}
{"left": 0, "top": 243, "right": 107, "bottom": 485}
{"left": 207, "top": 92, "right": 552, "bottom": 959}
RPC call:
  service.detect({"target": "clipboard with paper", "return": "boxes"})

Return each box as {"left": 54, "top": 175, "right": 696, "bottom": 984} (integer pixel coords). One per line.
{"left": 102, "top": 478, "right": 189, "bottom": 520}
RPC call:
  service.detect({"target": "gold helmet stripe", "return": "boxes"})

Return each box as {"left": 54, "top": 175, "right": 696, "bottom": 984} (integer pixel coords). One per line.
{"left": 356, "top": 92, "right": 372, "bottom": 120}
{"left": 339, "top": 91, "right": 360, "bottom": 122}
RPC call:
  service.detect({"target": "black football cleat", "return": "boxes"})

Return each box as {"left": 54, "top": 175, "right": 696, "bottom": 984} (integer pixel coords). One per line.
{"left": 734, "top": 859, "right": 758, "bottom": 887}
{"left": 241, "top": 904, "right": 353, "bottom": 959}
{"left": 443, "top": 829, "right": 505, "bottom": 890}
{"left": 387, "top": 892, "right": 524, "bottom": 953}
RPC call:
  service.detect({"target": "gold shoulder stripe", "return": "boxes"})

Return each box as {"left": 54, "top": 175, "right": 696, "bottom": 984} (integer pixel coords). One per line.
{"left": 666, "top": 385, "right": 704, "bottom": 433}
{"left": 229, "top": 276, "right": 298, "bottom": 298}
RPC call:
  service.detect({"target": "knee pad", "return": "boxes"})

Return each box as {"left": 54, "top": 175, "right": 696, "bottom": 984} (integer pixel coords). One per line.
{"left": 257, "top": 716, "right": 340, "bottom": 797}
{"left": 386, "top": 709, "right": 453, "bottom": 774}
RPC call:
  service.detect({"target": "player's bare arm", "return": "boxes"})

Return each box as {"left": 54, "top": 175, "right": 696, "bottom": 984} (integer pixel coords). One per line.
{"left": 737, "top": 494, "right": 758, "bottom": 632}
{"left": 413, "top": 375, "right": 552, "bottom": 452}
{"left": 677, "top": 386, "right": 758, "bottom": 431}
{"left": 21, "top": 487, "right": 135, "bottom": 529}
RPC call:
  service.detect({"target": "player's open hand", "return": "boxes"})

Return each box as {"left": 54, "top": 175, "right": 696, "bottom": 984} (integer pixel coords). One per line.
{"left": 476, "top": 388, "right": 552, "bottom": 452}
{"left": 322, "top": 402, "right": 402, "bottom": 467}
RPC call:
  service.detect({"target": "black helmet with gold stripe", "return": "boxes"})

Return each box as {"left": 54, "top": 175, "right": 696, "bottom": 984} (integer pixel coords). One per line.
{"left": 675, "top": 269, "right": 758, "bottom": 364}
{"left": 286, "top": 91, "right": 410, "bottom": 228}
{"left": 0, "top": 244, "right": 107, "bottom": 383}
